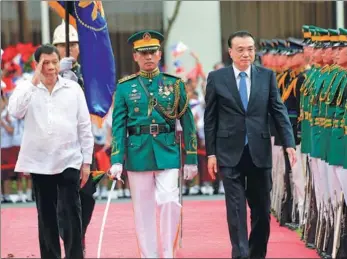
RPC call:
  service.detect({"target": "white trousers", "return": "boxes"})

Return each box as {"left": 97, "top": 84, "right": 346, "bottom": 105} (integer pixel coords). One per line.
{"left": 291, "top": 146, "right": 306, "bottom": 224}
{"left": 128, "top": 169, "right": 181, "bottom": 258}
{"left": 335, "top": 166, "right": 347, "bottom": 206}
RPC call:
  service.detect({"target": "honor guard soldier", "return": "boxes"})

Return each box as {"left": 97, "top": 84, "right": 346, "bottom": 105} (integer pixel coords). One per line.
{"left": 302, "top": 26, "right": 322, "bottom": 249}
{"left": 315, "top": 28, "right": 342, "bottom": 258}
{"left": 307, "top": 27, "right": 330, "bottom": 253}
{"left": 52, "top": 20, "right": 97, "bottom": 256}
{"left": 334, "top": 27, "right": 347, "bottom": 259}
{"left": 320, "top": 28, "right": 346, "bottom": 259}
{"left": 282, "top": 38, "right": 307, "bottom": 230}
{"left": 272, "top": 39, "right": 295, "bottom": 226}
{"left": 108, "top": 30, "right": 198, "bottom": 258}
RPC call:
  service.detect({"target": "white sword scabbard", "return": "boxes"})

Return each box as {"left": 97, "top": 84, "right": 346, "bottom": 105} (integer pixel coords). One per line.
{"left": 179, "top": 132, "right": 183, "bottom": 248}
{"left": 97, "top": 180, "right": 117, "bottom": 258}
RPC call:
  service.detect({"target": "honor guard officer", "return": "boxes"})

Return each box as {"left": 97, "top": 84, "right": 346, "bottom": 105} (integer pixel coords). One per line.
{"left": 108, "top": 30, "right": 198, "bottom": 258}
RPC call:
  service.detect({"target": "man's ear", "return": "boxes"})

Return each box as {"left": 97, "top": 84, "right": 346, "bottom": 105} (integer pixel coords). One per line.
{"left": 133, "top": 52, "right": 138, "bottom": 62}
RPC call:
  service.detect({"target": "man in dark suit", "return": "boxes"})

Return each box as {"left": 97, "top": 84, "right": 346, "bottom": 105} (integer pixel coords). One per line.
{"left": 204, "top": 31, "right": 297, "bottom": 259}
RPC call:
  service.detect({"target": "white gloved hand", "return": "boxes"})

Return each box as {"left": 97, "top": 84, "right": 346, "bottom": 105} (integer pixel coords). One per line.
{"left": 183, "top": 164, "right": 198, "bottom": 180}
{"left": 60, "top": 70, "right": 78, "bottom": 82}
{"left": 59, "top": 57, "right": 75, "bottom": 72}
{"left": 108, "top": 163, "right": 123, "bottom": 181}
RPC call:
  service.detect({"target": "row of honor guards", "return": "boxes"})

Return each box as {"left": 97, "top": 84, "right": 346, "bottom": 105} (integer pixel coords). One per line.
{"left": 260, "top": 25, "right": 347, "bottom": 259}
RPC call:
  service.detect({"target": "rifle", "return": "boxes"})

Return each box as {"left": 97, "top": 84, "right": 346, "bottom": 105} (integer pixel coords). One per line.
{"left": 178, "top": 128, "right": 183, "bottom": 248}
{"left": 333, "top": 192, "right": 344, "bottom": 258}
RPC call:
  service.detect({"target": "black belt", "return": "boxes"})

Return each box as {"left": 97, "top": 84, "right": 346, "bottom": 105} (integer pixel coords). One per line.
{"left": 128, "top": 124, "right": 173, "bottom": 135}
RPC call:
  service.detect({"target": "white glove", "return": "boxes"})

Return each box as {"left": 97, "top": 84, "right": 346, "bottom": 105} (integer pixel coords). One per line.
{"left": 60, "top": 70, "right": 78, "bottom": 82}
{"left": 108, "top": 163, "right": 123, "bottom": 181}
{"left": 183, "top": 164, "right": 198, "bottom": 180}
{"left": 59, "top": 57, "right": 75, "bottom": 72}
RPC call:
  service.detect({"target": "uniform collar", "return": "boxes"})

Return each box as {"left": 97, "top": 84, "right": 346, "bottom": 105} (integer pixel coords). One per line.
{"left": 139, "top": 67, "right": 160, "bottom": 79}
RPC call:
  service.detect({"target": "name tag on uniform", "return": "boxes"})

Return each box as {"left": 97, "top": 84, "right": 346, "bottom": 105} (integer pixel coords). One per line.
{"left": 129, "top": 93, "right": 141, "bottom": 100}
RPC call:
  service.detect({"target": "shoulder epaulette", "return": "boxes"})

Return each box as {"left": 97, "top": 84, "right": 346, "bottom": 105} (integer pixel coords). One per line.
{"left": 161, "top": 72, "right": 181, "bottom": 80}
{"left": 118, "top": 73, "right": 138, "bottom": 84}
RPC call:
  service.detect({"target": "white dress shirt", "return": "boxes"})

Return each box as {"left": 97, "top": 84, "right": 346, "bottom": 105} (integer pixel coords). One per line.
{"left": 232, "top": 63, "right": 251, "bottom": 101}
{"left": 8, "top": 76, "right": 94, "bottom": 175}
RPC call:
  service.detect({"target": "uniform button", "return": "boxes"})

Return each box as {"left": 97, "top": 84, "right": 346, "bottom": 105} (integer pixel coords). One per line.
{"left": 152, "top": 119, "right": 156, "bottom": 123}
{"left": 149, "top": 79, "right": 152, "bottom": 83}
{"left": 48, "top": 131, "right": 52, "bottom": 135}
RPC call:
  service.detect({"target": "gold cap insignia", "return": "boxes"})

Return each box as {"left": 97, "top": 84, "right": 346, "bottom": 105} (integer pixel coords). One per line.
{"left": 143, "top": 32, "right": 151, "bottom": 42}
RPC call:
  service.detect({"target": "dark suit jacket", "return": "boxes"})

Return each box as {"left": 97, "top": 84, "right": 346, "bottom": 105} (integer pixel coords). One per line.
{"left": 204, "top": 64, "right": 295, "bottom": 168}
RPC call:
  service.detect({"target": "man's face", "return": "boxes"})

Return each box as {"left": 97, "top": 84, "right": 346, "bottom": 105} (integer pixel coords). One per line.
{"left": 322, "top": 47, "right": 333, "bottom": 64}
{"left": 336, "top": 46, "right": 347, "bottom": 66}
{"left": 303, "top": 46, "right": 313, "bottom": 64}
{"left": 312, "top": 48, "right": 323, "bottom": 64}
{"left": 39, "top": 52, "right": 60, "bottom": 79}
{"left": 55, "top": 42, "right": 79, "bottom": 61}
{"left": 228, "top": 36, "right": 255, "bottom": 70}
{"left": 133, "top": 49, "right": 161, "bottom": 71}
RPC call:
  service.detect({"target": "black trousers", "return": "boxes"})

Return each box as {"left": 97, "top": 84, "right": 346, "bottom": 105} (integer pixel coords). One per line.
{"left": 58, "top": 174, "right": 96, "bottom": 243}
{"left": 220, "top": 146, "right": 272, "bottom": 259}
{"left": 31, "top": 168, "right": 84, "bottom": 259}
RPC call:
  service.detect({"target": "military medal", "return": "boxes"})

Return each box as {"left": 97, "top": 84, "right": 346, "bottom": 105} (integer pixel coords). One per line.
{"left": 169, "top": 84, "right": 174, "bottom": 93}
{"left": 129, "top": 93, "right": 141, "bottom": 100}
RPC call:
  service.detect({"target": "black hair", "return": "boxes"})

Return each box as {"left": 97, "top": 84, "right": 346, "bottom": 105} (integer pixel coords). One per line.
{"left": 228, "top": 31, "right": 255, "bottom": 48}
{"left": 34, "top": 44, "right": 60, "bottom": 62}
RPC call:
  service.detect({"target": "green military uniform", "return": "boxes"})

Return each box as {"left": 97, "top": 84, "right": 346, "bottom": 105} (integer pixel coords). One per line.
{"left": 324, "top": 29, "right": 347, "bottom": 166}
{"left": 111, "top": 68, "right": 197, "bottom": 171}
{"left": 300, "top": 26, "right": 320, "bottom": 155}
{"left": 309, "top": 28, "right": 333, "bottom": 159}
{"left": 318, "top": 62, "right": 341, "bottom": 161}
{"left": 110, "top": 30, "right": 197, "bottom": 258}
{"left": 301, "top": 26, "right": 321, "bottom": 248}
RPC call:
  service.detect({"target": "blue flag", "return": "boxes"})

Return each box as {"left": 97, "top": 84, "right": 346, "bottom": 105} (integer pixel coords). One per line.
{"left": 49, "top": 1, "right": 116, "bottom": 119}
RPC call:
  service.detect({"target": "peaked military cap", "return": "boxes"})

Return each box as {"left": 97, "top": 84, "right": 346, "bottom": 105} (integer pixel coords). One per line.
{"left": 310, "top": 27, "right": 325, "bottom": 48}
{"left": 265, "top": 40, "right": 277, "bottom": 54}
{"left": 338, "top": 28, "right": 347, "bottom": 47}
{"left": 309, "top": 26, "right": 319, "bottom": 47}
{"left": 258, "top": 39, "right": 268, "bottom": 54}
{"left": 287, "top": 37, "right": 304, "bottom": 55}
{"left": 277, "top": 39, "right": 291, "bottom": 55}
{"left": 328, "top": 29, "right": 340, "bottom": 48}
{"left": 317, "top": 28, "right": 330, "bottom": 48}
{"left": 302, "top": 25, "right": 311, "bottom": 44}
{"left": 127, "top": 30, "right": 164, "bottom": 52}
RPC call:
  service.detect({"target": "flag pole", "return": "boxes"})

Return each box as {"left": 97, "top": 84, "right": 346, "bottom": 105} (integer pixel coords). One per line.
{"left": 65, "top": 1, "right": 71, "bottom": 57}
